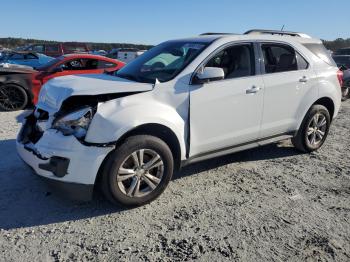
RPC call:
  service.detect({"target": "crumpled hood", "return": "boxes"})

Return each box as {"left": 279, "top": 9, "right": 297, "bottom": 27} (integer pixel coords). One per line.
{"left": 37, "top": 74, "right": 153, "bottom": 112}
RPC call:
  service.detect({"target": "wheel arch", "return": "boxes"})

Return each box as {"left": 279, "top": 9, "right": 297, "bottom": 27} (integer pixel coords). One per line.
{"left": 313, "top": 97, "right": 335, "bottom": 121}
{"left": 94, "top": 123, "right": 183, "bottom": 190}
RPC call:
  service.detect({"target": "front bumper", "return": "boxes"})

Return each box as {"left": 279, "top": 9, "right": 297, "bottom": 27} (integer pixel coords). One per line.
{"left": 16, "top": 117, "right": 114, "bottom": 201}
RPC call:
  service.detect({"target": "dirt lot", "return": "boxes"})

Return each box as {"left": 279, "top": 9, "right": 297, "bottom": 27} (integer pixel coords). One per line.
{"left": 0, "top": 101, "right": 349, "bottom": 262}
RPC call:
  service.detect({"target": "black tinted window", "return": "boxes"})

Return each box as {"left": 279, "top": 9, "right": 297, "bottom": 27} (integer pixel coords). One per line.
{"left": 60, "top": 59, "right": 98, "bottom": 70}
{"left": 262, "top": 44, "right": 297, "bottom": 73}
{"left": 206, "top": 44, "right": 255, "bottom": 79}
{"left": 303, "top": 43, "right": 336, "bottom": 66}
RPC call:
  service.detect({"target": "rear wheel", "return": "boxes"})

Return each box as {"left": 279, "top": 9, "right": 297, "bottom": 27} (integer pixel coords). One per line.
{"left": 292, "top": 105, "right": 331, "bottom": 152}
{"left": 0, "top": 84, "right": 28, "bottom": 111}
{"left": 101, "top": 135, "right": 174, "bottom": 207}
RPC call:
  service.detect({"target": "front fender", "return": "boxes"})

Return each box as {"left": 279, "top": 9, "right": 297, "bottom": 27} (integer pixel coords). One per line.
{"left": 85, "top": 97, "right": 187, "bottom": 160}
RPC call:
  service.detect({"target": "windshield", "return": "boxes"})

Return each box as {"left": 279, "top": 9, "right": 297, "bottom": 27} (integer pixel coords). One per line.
{"left": 36, "top": 56, "right": 63, "bottom": 71}
{"left": 116, "top": 41, "right": 209, "bottom": 83}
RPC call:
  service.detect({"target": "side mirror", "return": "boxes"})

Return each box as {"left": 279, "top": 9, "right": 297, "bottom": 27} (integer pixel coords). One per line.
{"left": 193, "top": 67, "right": 224, "bottom": 84}
{"left": 51, "top": 67, "right": 63, "bottom": 73}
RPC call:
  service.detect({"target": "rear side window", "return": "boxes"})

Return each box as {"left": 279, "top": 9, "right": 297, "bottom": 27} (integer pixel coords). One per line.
{"left": 303, "top": 43, "right": 336, "bottom": 66}
{"left": 261, "top": 44, "right": 297, "bottom": 73}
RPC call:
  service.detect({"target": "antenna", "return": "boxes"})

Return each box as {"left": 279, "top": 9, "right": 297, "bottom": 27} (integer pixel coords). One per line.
{"left": 280, "top": 25, "right": 285, "bottom": 31}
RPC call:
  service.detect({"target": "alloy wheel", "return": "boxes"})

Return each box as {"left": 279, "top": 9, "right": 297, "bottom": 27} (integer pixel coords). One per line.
{"left": 306, "top": 113, "right": 327, "bottom": 146}
{"left": 0, "top": 86, "right": 27, "bottom": 111}
{"left": 116, "top": 149, "right": 164, "bottom": 198}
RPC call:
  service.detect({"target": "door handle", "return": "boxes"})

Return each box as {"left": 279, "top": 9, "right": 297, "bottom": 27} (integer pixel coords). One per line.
{"left": 246, "top": 86, "right": 262, "bottom": 94}
{"left": 299, "top": 76, "right": 308, "bottom": 83}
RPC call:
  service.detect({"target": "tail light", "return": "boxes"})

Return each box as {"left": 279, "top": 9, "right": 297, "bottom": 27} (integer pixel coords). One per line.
{"left": 337, "top": 70, "right": 344, "bottom": 87}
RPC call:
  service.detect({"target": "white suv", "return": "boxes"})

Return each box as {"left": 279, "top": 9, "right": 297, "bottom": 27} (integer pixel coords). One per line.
{"left": 17, "top": 30, "right": 342, "bottom": 206}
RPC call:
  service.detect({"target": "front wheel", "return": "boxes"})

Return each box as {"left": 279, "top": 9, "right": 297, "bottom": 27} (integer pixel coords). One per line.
{"left": 101, "top": 135, "right": 174, "bottom": 207}
{"left": 292, "top": 105, "right": 331, "bottom": 152}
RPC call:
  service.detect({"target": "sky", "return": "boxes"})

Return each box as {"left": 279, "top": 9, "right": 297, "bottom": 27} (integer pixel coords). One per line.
{"left": 1, "top": 0, "right": 349, "bottom": 45}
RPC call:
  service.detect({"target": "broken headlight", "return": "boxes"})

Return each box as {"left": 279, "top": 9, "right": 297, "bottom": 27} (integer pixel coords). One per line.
{"left": 53, "top": 107, "right": 94, "bottom": 138}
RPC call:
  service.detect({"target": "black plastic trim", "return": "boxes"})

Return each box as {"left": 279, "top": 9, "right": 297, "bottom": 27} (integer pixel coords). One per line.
{"left": 39, "top": 156, "right": 70, "bottom": 177}
{"left": 182, "top": 131, "right": 296, "bottom": 167}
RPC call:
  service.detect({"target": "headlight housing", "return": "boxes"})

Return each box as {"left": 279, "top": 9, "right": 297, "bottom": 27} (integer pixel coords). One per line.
{"left": 53, "top": 107, "right": 94, "bottom": 138}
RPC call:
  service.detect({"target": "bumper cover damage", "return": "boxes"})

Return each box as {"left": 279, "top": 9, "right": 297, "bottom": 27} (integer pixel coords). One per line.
{"left": 17, "top": 116, "right": 114, "bottom": 201}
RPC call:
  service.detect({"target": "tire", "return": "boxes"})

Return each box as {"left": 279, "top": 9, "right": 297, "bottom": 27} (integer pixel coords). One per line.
{"left": 101, "top": 135, "right": 174, "bottom": 207}
{"left": 341, "top": 87, "right": 349, "bottom": 101}
{"left": 0, "top": 84, "right": 28, "bottom": 111}
{"left": 292, "top": 105, "right": 331, "bottom": 153}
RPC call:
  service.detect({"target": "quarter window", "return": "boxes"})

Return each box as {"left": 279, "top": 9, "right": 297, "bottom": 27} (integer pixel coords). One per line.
{"left": 261, "top": 44, "right": 297, "bottom": 73}
{"left": 205, "top": 44, "right": 255, "bottom": 79}
{"left": 296, "top": 52, "right": 309, "bottom": 70}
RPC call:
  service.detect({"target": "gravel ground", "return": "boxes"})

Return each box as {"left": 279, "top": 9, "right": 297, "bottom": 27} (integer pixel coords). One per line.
{"left": 0, "top": 101, "right": 349, "bottom": 262}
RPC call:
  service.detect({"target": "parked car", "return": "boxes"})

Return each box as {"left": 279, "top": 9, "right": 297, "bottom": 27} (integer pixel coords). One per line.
{"left": 107, "top": 48, "right": 145, "bottom": 63}
{"left": 341, "top": 69, "right": 350, "bottom": 100}
{"left": 333, "top": 47, "right": 350, "bottom": 56}
{"left": 17, "top": 30, "right": 342, "bottom": 206}
{"left": 0, "top": 54, "right": 124, "bottom": 111}
{"left": 332, "top": 55, "right": 350, "bottom": 69}
{"left": 23, "top": 42, "right": 90, "bottom": 57}
{"left": 0, "top": 67, "right": 36, "bottom": 111}
{"left": 0, "top": 51, "right": 54, "bottom": 68}
{"left": 332, "top": 55, "right": 350, "bottom": 100}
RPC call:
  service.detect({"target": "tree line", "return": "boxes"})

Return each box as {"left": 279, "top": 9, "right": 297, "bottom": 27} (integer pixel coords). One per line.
{"left": 0, "top": 37, "right": 153, "bottom": 51}
{"left": 0, "top": 36, "right": 349, "bottom": 52}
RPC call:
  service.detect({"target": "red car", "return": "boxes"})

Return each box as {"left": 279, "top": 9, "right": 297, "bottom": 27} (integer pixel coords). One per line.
{"left": 31, "top": 54, "right": 124, "bottom": 104}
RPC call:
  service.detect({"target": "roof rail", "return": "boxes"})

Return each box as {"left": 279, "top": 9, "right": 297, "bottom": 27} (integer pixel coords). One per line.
{"left": 244, "top": 29, "right": 311, "bottom": 38}
{"left": 200, "top": 32, "right": 237, "bottom": 36}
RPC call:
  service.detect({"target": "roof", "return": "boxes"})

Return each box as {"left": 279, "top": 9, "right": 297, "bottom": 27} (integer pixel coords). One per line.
{"left": 174, "top": 30, "right": 321, "bottom": 45}
{"left": 61, "top": 53, "right": 122, "bottom": 62}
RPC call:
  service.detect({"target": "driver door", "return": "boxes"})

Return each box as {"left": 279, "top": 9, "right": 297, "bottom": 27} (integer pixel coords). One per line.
{"left": 189, "top": 43, "right": 264, "bottom": 157}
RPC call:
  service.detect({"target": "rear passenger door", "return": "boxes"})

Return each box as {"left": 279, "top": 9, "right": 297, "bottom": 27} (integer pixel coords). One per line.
{"left": 259, "top": 42, "right": 317, "bottom": 138}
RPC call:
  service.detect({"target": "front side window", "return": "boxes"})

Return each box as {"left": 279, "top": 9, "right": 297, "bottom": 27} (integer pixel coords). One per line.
{"left": 205, "top": 44, "right": 255, "bottom": 79}
{"left": 116, "top": 41, "right": 209, "bottom": 83}
{"left": 60, "top": 59, "right": 85, "bottom": 70}
{"left": 9, "top": 53, "right": 25, "bottom": 60}
{"left": 262, "top": 44, "right": 297, "bottom": 73}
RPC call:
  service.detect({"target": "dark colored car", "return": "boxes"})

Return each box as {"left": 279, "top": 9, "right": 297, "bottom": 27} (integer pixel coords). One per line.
{"left": 333, "top": 47, "right": 350, "bottom": 56}
{"left": 332, "top": 55, "right": 350, "bottom": 69}
{"left": 0, "top": 66, "right": 36, "bottom": 111}
{"left": 24, "top": 42, "right": 90, "bottom": 57}
{"left": 342, "top": 69, "right": 350, "bottom": 100}
{"left": 0, "top": 54, "right": 124, "bottom": 111}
